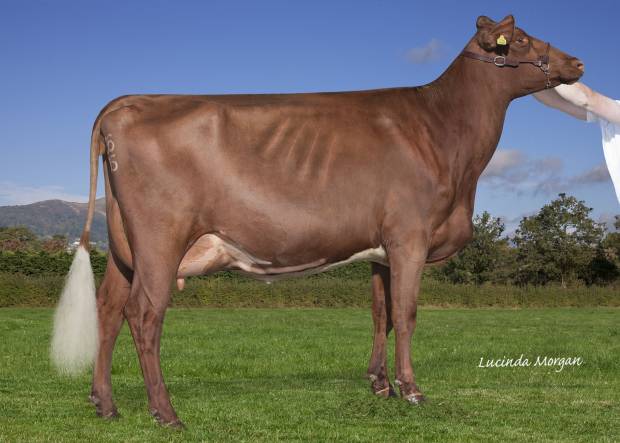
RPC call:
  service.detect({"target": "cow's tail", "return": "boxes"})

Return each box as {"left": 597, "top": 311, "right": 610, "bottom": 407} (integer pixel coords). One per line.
{"left": 51, "top": 117, "right": 103, "bottom": 376}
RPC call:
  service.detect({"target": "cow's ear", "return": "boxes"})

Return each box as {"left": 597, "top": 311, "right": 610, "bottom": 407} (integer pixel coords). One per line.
{"left": 477, "top": 15, "right": 515, "bottom": 51}
{"left": 476, "top": 15, "right": 496, "bottom": 30}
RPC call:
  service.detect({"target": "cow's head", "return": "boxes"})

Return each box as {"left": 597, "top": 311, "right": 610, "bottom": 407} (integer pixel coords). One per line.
{"left": 467, "top": 15, "right": 584, "bottom": 96}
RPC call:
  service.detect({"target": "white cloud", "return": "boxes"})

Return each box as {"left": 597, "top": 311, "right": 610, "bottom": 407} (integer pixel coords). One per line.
{"left": 405, "top": 39, "right": 443, "bottom": 64}
{"left": 481, "top": 149, "right": 565, "bottom": 195}
{"left": 481, "top": 149, "right": 526, "bottom": 178}
{"left": 481, "top": 149, "right": 610, "bottom": 197}
{"left": 569, "top": 163, "right": 610, "bottom": 185}
{"left": 0, "top": 181, "right": 88, "bottom": 206}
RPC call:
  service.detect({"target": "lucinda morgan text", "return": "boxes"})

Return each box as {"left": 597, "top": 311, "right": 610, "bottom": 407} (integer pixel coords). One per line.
{"left": 478, "top": 354, "right": 583, "bottom": 372}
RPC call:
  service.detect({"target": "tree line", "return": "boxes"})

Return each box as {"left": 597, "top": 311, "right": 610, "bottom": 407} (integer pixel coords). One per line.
{"left": 1, "top": 193, "right": 619, "bottom": 287}
{"left": 430, "top": 193, "right": 620, "bottom": 287}
{"left": 0, "top": 227, "right": 107, "bottom": 276}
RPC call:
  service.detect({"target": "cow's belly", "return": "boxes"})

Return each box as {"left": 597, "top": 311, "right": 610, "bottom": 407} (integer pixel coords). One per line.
{"left": 177, "top": 233, "right": 388, "bottom": 282}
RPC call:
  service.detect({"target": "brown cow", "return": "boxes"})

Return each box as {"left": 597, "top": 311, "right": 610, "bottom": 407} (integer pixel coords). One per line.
{"left": 51, "top": 14, "right": 583, "bottom": 427}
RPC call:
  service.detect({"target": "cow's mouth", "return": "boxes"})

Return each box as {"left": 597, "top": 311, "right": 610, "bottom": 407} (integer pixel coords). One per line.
{"left": 560, "top": 61, "right": 585, "bottom": 85}
{"left": 560, "top": 69, "right": 584, "bottom": 85}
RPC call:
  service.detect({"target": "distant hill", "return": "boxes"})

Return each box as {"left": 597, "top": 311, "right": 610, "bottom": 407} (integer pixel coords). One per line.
{"left": 0, "top": 198, "right": 107, "bottom": 247}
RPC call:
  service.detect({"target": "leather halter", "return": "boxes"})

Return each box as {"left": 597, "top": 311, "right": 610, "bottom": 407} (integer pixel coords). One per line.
{"left": 461, "top": 42, "right": 552, "bottom": 88}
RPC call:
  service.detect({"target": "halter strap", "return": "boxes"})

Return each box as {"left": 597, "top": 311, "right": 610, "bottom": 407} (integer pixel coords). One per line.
{"left": 460, "top": 42, "right": 552, "bottom": 88}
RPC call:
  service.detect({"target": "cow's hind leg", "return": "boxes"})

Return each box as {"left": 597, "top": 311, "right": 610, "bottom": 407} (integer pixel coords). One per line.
{"left": 90, "top": 254, "right": 132, "bottom": 418}
{"left": 123, "top": 244, "right": 184, "bottom": 427}
{"left": 367, "top": 263, "right": 396, "bottom": 398}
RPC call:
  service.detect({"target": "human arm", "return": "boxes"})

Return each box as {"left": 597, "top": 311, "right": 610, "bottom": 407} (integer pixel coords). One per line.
{"left": 558, "top": 83, "right": 620, "bottom": 124}
{"left": 534, "top": 82, "right": 620, "bottom": 124}
{"left": 533, "top": 86, "right": 587, "bottom": 120}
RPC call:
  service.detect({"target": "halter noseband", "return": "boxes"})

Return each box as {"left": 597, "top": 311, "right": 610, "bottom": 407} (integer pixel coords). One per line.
{"left": 461, "top": 42, "right": 551, "bottom": 88}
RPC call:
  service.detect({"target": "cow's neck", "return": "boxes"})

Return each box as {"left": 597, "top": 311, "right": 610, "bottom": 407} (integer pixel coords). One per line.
{"left": 415, "top": 51, "right": 518, "bottom": 181}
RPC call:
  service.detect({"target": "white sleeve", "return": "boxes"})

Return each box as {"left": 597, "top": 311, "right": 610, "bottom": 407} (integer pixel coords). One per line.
{"left": 600, "top": 121, "right": 620, "bottom": 205}
{"left": 587, "top": 109, "right": 598, "bottom": 123}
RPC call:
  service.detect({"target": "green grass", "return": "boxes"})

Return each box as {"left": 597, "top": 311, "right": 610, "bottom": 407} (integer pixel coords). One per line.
{"left": 0, "top": 308, "right": 618, "bottom": 442}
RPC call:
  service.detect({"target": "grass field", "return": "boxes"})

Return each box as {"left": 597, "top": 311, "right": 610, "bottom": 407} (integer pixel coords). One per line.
{"left": 0, "top": 308, "right": 618, "bottom": 442}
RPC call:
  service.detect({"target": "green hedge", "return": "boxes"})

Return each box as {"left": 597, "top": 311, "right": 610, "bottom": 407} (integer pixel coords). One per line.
{"left": 1, "top": 251, "right": 618, "bottom": 308}
{"left": 0, "top": 250, "right": 370, "bottom": 280}
{"left": 1, "top": 271, "right": 618, "bottom": 308}
{"left": 0, "top": 250, "right": 107, "bottom": 276}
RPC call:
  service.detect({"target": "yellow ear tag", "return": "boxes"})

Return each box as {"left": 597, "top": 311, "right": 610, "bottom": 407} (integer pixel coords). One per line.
{"left": 496, "top": 34, "right": 507, "bottom": 46}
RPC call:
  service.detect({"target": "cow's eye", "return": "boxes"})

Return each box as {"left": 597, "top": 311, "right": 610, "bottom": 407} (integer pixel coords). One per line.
{"left": 516, "top": 37, "right": 529, "bottom": 45}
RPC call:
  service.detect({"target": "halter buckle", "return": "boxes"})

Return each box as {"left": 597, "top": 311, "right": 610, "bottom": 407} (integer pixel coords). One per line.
{"left": 493, "top": 56, "right": 506, "bottom": 67}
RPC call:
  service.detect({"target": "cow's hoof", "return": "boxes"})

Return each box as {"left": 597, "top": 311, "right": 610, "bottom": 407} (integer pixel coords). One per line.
{"left": 404, "top": 392, "right": 426, "bottom": 405}
{"left": 371, "top": 382, "right": 397, "bottom": 398}
{"left": 368, "top": 374, "right": 397, "bottom": 398}
{"left": 395, "top": 380, "right": 426, "bottom": 405}
{"left": 98, "top": 408, "right": 120, "bottom": 419}
{"left": 151, "top": 409, "right": 184, "bottom": 429}
{"left": 163, "top": 419, "right": 185, "bottom": 429}
{"left": 89, "top": 394, "right": 120, "bottom": 419}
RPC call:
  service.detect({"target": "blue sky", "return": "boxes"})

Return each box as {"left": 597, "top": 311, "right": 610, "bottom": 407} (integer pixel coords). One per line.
{"left": 1, "top": 1, "right": 619, "bottom": 233}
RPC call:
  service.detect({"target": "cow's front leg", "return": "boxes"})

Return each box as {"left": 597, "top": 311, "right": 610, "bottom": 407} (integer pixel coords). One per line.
{"left": 389, "top": 243, "right": 426, "bottom": 405}
{"left": 367, "top": 263, "right": 396, "bottom": 398}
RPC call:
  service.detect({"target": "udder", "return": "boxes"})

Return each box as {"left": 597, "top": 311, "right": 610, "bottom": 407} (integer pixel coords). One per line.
{"left": 176, "top": 233, "right": 388, "bottom": 287}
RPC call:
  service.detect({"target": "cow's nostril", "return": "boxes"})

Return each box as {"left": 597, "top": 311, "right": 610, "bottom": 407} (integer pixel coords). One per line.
{"left": 575, "top": 59, "right": 585, "bottom": 71}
